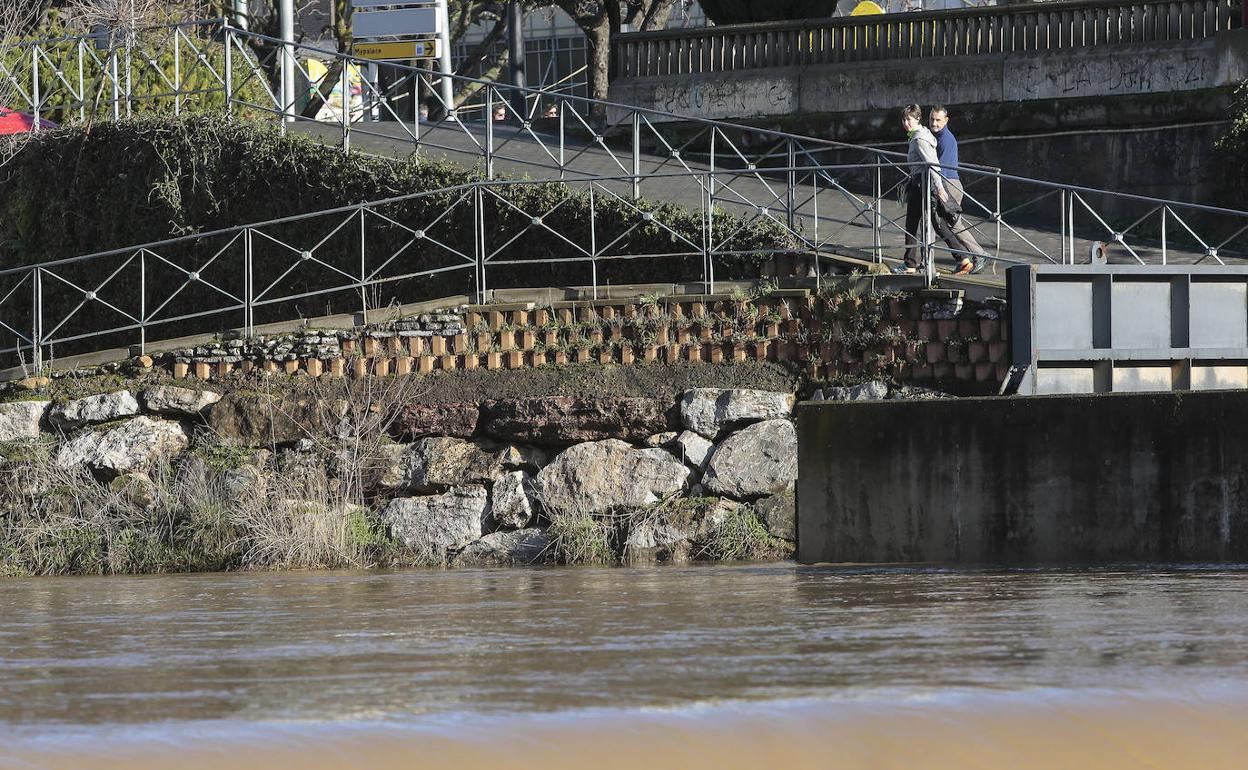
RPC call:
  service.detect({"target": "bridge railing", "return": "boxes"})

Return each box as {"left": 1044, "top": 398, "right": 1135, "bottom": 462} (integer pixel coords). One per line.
{"left": 614, "top": 0, "right": 1240, "bottom": 78}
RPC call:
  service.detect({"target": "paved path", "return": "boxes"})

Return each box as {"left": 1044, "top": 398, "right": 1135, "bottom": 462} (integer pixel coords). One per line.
{"left": 290, "top": 118, "right": 1231, "bottom": 282}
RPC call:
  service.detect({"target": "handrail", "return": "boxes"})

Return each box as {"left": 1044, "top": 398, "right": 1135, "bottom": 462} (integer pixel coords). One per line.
{"left": 613, "top": 0, "right": 1239, "bottom": 77}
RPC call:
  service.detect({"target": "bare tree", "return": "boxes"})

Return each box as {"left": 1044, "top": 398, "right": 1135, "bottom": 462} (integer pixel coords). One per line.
{"left": 62, "top": 0, "right": 168, "bottom": 48}
{"left": 553, "top": 0, "right": 679, "bottom": 113}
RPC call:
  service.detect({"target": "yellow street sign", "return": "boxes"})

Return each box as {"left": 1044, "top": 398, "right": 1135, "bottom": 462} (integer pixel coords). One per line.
{"left": 354, "top": 39, "right": 438, "bottom": 61}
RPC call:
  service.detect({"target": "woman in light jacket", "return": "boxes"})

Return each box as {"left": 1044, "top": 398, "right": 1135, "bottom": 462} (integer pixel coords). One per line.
{"left": 896, "top": 103, "right": 965, "bottom": 275}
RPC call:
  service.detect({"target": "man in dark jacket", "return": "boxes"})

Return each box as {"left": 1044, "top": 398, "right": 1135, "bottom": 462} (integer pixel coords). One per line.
{"left": 930, "top": 105, "right": 986, "bottom": 274}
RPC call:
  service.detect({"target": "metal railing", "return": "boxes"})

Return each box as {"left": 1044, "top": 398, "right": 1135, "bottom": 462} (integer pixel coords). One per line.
{"left": 4, "top": 17, "right": 1248, "bottom": 376}
{"left": 3, "top": 163, "right": 1248, "bottom": 374}
{"left": 613, "top": 0, "right": 1240, "bottom": 77}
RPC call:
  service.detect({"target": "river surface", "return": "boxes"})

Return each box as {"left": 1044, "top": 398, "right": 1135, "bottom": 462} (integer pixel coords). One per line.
{"left": 3, "top": 564, "right": 1248, "bottom": 769}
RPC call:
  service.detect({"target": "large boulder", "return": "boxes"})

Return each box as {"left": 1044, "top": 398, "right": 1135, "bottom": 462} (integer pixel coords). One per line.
{"left": 679, "top": 389, "right": 793, "bottom": 439}
{"left": 373, "top": 438, "right": 547, "bottom": 493}
{"left": 142, "top": 386, "right": 222, "bottom": 416}
{"left": 622, "top": 498, "right": 745, "bottom": 564}
{"left": 0, "top": 400, "right": 50, "bottom": 441}
{"left": 702, "top": 419, "right": 797, "bottom": 499}
{"left": 394, "top": 402, "right": 480, "bottom": 439}
{"left": 479, "top": 397, "right": 673, "bottom": 446}
{"left": 491, "top": 470, "right": 536, "bottom": 529}
{"left": 55, "top": 417, "right": 189, "bottom": 477}
{"left": 207, "top": 393, "right": 342, "bottom": 446}
{"left": 451, "top": 528, "right": 552, "bottom": 567}
{"left": 532, "top": 439, "right": 691, "bottom": 516}
{"left": 49, "top": 391, "right": 140, "bottom": 430}
{"left": 380, "top": 485, "right": 489, "bottom": 561}
{"left": 393, "top": 437, "right": 505, "bottom": 492}
{"left": 623, "top": 520, "right": 697, "bottom": 565}
{"left": 755, "top": 487, "right": 796, "bottom": 541}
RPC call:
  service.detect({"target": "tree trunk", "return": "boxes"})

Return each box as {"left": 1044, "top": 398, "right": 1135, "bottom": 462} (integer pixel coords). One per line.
{"left": 585, "top": 15, "right": 611, "bottom": 115}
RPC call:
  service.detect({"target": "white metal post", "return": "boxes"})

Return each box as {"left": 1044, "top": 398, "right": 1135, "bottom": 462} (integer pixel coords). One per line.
{"left": 435, "top": 0, "right": 454, "bottom": 117}
{"left": 280, "top": 0, "right": 295, "bottom": 123}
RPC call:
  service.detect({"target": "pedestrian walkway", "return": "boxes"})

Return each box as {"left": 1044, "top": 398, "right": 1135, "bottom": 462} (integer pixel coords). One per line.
{"left": 290, "top": 118, "right": 1228, "bottom": 281}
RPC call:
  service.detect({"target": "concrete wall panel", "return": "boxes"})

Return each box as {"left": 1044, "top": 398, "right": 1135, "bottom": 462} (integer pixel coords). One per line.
{"left": 796, "top": 391, "right": 1248, "bottom": 564}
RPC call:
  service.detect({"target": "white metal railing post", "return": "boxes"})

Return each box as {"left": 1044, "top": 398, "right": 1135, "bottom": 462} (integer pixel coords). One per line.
{"left": 590, "top": 185, "right": 598, "bottom": 299}
{"left": 812, "top": 169, "right": 820, "bottom": 267}
{"left": 174, "top": 29, "right": 182, "bottom": 116}
{"left": 77, "top": 38, "right": 86, "bottom": 122}
{"left": 994, "top": 173, "right": 1002, "bottom": 262}
{"left": 358, "top": 206, "right": 368, "bottom": 324}
{"left": 558, "top": 100, "right": 566, "bottom": 180}
{"left": 1161, "top": 206, "right": 1168, "bottom": 265}
{"left": 485, "top": 88, "right": 495, "bottom": 179}
{"left": 923, "top": 165, "right": 934, "bottom": 287}
{"left": 341, "top": 59, "right": 350, "bottom": 152}
{"left": 478, "top": 184, "right": 488, "bottom": 300}
{"left": 703, "top": 172, "right": 714, "bottom": 295}
{"left": 110, "top": 48, "right": 120, "bottom": 120}
{"left": 632, "top": 111, "right": 641, "bottom": 201}
{"left": 1067, "top": 189, "right": 1075, "bottom": 263}
{"left": 31, "top": 46, "right": 40, "bottom": 129}
{"left": 244, "top": 228, "right": 254, "bottom": 336}
{"left": 1060, "top": 189, "right": 1068, "bottom": 263}
{"left": 786, "top": 141, "right": 796, "bottom": 232}
{"left": 812, "top": 171, "right": 821, "bottom": 294}
{"left": 139, "top": 250, "right": 146, "bottom": 355}
{"left": 125, "top": 39, "right": 132, "bottom": 117}
{"left": 223, "top": 20, "right": 234, "bottom": 115}
{"left": 873, "top": 153, "right": 882, "bottom": 263}
{"left": 31, "top": 269, "right": 43, "bottom": 376}
{"left": 473, "top": 184, "right": 483, "bottom": 303}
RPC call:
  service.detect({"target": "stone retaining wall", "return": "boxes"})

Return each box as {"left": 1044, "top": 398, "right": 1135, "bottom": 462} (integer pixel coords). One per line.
{"left": 78, "top": 288, "right": 1009, "bottom": 393}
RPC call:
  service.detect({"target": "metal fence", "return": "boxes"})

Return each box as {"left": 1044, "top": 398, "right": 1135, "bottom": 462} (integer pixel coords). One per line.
{"left": 3, "top": 17, "right": 1248, "bottom": 373}
{"left": 613, "top": 0, "right": 1240, "bottom": 77}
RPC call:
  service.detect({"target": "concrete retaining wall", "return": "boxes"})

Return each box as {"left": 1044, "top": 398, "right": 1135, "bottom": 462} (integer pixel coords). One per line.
{"left": 796, "top": 390, "right": 1248, "bottom": 564}
{"left": 610, "top": 33, "right": 1248, "bottom": 123}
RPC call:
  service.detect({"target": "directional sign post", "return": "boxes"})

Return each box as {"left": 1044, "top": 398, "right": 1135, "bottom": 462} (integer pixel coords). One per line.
{"left": 351, "top": 0, "right": 454, "bottom": 115}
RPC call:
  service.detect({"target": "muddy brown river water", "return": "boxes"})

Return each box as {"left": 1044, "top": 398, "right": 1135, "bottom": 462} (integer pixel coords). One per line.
{"left": 3, "top": 564, "right": 1247, "bottom": 768}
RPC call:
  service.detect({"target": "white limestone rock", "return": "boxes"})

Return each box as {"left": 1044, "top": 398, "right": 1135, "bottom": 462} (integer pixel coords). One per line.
{"left": 55, "top": 416, "right": 190, "bottom": 477}
{"left": 49, "top": 391, "right": 140, "bottom": 430}
{"left": 532, "top": 439, "right": 691, "bottom": 517}
{"left": 380, "top": 485, "right": 489, "bottom": 561}
{"left": 451, "top": 528, "right": 552, "bottom": 567}
{"left": 0, "top": 400, "right": 50, "bottom": 441}
{"left": 674, "top": 430, "right": 714, "bottom": 473}
{"left": 491, "top": 470, "right": 536, "bottom": 529}
{"left": 142, "top": 386, "right": 222, "bottom": 416}
{"left": 702, "top": 419, "right": 797, "bottom": 499}
{"left": 679, "top": 388, "right": 793, "bottom": 439}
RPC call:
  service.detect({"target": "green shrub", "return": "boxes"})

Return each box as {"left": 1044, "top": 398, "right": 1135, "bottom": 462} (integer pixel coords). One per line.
{"left": 0, "top": 116, "right": 796, "bottom": 363}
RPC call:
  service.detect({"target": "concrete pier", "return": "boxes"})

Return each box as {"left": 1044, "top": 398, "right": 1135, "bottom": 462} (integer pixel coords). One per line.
{"left": 796, "top": 391, "right": 1248, "bottom": 564}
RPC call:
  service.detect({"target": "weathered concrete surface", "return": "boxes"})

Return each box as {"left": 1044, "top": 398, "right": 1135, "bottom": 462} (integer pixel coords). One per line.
{"left": 611, "top": 34, "right": 1248, "bottom": 122}
{"left": 797, "top": 391, "right": 1248, "bottom": 565}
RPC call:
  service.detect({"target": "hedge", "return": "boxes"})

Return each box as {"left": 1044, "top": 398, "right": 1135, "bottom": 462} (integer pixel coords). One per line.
{"left": 0, "top": 116, "right": 797, "bottom": 361}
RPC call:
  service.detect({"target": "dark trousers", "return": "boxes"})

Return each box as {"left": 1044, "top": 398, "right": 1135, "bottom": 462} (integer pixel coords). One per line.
{"left": 904, "top": 182, "right": 960, "bottom": 269}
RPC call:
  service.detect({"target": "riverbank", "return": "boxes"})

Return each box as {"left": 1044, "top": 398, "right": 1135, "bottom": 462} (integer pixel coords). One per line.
{"left": 1, "top": 284, "right": 989, "bottom": 576}
{"left": 1, "top": 369, "right": 819, "bottom": 575}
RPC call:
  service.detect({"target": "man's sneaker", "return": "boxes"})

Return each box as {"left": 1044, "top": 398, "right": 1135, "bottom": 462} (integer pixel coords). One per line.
{"left": 892, "top": 265, "right": 917, "bottom": 275}
{"left": 970, "top": 256, "right": 987, "bottom": 275}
